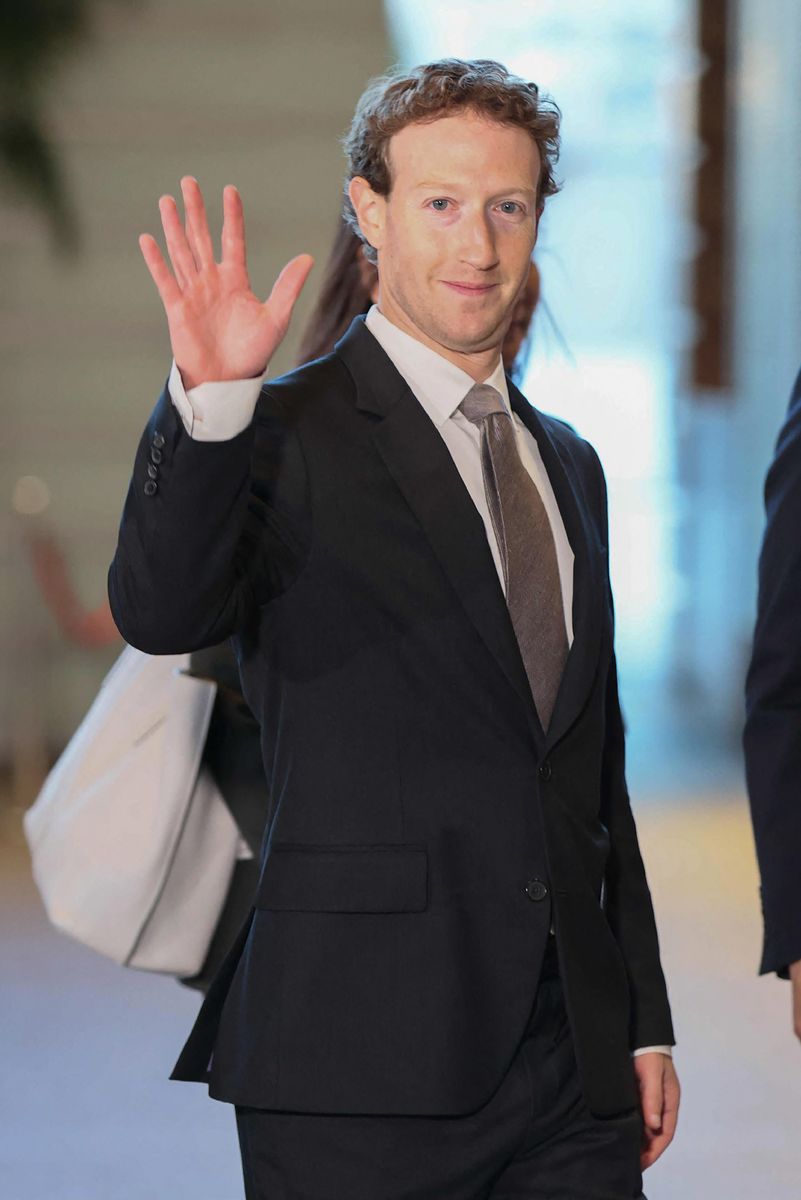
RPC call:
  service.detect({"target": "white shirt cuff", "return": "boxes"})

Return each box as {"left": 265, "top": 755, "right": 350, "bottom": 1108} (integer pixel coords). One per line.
{"left": 168, "top": 360, "right": 264, "bottom": 442}
{"left": 632, "top": 1045, "right": 673, "bottom": 1058}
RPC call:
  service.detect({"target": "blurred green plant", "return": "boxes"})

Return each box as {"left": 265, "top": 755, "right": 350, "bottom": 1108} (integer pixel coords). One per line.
{"left": 1, "top": 1, "right": 134, "bottom": 253}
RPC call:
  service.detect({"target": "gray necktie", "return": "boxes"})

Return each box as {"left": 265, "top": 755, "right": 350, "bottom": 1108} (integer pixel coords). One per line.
{"left": 460, "top": 383, "right": 568, "bottom": 729}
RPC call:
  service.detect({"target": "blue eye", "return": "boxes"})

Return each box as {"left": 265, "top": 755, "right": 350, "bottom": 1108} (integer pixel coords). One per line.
{"left": 499, "top": 201, "right": 522, "bottom": 215}
{"left": 430, "top": 198, "right": 449, "bottom": 211}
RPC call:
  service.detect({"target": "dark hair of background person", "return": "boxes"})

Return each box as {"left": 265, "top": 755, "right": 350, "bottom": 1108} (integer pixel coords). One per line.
{"left": 342, "top": 57, "right": 561, "bottom": 263}
{"left": 505, "top": 259, "right": 540, "bottom": 384}
{"left": 294, "top": 216, "right": 376, "bottom": 366}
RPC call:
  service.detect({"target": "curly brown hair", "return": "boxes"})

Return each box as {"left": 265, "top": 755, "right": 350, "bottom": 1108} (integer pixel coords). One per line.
{"left": 343, "top": 58, "right": 561, "bottom": 261}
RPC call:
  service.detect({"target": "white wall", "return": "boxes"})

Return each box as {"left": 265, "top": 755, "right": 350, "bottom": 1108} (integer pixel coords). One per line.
{"left": 1, "top": 0, "right": 392, "bottom": 784}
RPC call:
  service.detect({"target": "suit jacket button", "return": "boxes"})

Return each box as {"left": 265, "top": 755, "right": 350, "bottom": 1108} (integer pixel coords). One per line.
{"left": 526, "top": 877, "right": 549, "bottom": 902}
{"left": 144, "top": 480, "right": 158, "bottom": 496}
{"left": 538, "top": 760, "right": 552, "bottom": 782}
{"left": 153, "top": 432, "right": 165, "bottom": 448}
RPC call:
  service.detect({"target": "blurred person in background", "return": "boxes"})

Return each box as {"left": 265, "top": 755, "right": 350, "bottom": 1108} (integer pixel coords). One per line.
{"left": 502, "top": 256, "right": 540, "bottom": 382}
{"left": 109, "top": 57, "right": 677, "bottom": 1199}
{"left": 294, "top": 215, "right": 379, "bottom": 364}
{"left": 744, "top": 366, "right": 801, "bottom": 1043}
{"left": 25, "top": 224, "right": 539, "bottom": 995}
{"left": 25, "top": 221, "right": 542, "bottom": 998}
{"left": 24, "top": 525, "right": 263, "bottom": 992}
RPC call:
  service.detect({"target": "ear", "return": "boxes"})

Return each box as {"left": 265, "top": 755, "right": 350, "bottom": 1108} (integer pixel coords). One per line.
{"left": 348, "top": 176, "right": 386, "bottom": 256}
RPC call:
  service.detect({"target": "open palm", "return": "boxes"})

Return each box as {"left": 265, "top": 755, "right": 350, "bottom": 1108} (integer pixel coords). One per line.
{"left": 140, "top": 176, "right": 313, "bottom": 390}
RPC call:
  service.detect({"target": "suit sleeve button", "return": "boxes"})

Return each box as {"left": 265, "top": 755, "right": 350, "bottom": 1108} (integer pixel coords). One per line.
{"left": 150, "top": 447, "right": 163, "bottom": 464}
{"left": 147, "top": 463, "right": 158, "bottom": 479}
{"left": 144, "top": 480, "right": 158, "bottom": 496}
{"left": 153, "top": 432, "right": 165, "bottom": 448}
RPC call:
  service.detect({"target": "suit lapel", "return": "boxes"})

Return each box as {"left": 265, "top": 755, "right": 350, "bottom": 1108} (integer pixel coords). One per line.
{"left": 335, "top": 318, "right": 605, "bottom": 750}
{"left": 336, "top": 319, "right": 541, "bottom": 735}
{"left": 507, "top": 380, "right": 605, "bottom": 748}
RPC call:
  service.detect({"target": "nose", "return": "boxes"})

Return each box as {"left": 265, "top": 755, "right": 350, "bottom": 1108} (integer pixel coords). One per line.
{"left": 459, "top": 210, "right": 499, "bottom": 272}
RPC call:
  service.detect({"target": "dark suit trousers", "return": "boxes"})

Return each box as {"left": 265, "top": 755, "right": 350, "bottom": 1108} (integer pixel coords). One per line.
{"left": 234, "top": 941, "right": 645, "bottom": 1200}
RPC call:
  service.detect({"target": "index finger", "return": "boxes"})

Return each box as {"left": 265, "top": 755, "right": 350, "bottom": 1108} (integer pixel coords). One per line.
{"left": 661, "top": 1071, "right": 680, "bottom": 1132}
{"left": 139, "top": 233, "right": 182, "bottom": 309}
{"left": 636, "top": 1067, "right": 664, "bottom": 1132}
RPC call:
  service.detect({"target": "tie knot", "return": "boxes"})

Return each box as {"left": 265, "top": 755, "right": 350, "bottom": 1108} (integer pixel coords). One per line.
{"left": 459, "top": 383, "right": 506, "bottom": 426}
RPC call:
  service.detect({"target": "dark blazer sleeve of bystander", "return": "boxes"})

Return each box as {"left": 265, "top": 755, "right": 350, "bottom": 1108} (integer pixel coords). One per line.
{"left": 744, "top": 367, "right": 801, "bottom": 977}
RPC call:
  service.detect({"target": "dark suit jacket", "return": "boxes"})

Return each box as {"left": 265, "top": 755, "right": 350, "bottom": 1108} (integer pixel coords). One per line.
{"left": 180, "top": 644, "right": 265, "bottom": 992}
{"left": 744, "top": 367, "right": 801, "bottom": 977}
{"left": 109, "top": 316, "right": 673, "bottom": 1118}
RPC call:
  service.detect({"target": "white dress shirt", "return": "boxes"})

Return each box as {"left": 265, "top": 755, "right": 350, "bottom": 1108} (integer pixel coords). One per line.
{"left": 363, "top": 307, "right": 575, "bottom": 642}
{"left": 168, "top": 311, "right": 670, "bottom": 1059}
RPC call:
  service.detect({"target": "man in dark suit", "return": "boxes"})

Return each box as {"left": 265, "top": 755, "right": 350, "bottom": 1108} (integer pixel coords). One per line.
{"left": 744, "top": 366, "right": 801, "bottom": 1043}
{"left": 110, "top": 58, "right": 677, "bottom": 1199}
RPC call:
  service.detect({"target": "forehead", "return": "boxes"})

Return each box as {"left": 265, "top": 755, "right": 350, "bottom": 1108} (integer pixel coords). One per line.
{"left": 386, "top": 109, "right": 540, "bottom": 192}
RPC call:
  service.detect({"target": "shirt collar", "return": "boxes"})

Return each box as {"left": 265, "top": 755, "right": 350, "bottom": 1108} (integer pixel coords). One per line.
{"left": 364, "top": 305, "right": 511, "bottom": 428}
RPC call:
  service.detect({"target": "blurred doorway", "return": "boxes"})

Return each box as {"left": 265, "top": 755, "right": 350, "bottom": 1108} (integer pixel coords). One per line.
{"left": 386, "top": 0, "right": 703, "bottom": 787}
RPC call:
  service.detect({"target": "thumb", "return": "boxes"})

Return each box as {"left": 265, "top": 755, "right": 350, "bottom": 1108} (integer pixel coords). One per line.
{"left": 792, "top": 975, "right": 801, "bottom": 1041}
{"left": 265, "top": 253, "right": 314, "bottom": 331}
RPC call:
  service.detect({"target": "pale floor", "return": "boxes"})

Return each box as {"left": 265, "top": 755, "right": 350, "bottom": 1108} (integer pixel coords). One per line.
{"left": 1, "top": 791, "right": 799, "bottom": 1200}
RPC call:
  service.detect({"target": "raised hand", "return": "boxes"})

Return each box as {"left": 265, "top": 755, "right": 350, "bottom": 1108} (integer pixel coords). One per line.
{"left": 139, "top": 176, "right": 313, "bottom": 389}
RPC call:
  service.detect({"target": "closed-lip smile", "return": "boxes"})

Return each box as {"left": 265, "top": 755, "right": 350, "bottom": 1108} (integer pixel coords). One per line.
{"left": 441, "top": 281, "right": 498, "bottom": 295}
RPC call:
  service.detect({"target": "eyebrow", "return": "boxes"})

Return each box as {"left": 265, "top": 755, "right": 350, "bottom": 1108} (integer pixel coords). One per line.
{"left": 413, "top": 182, "right": 537, "bottom": 200}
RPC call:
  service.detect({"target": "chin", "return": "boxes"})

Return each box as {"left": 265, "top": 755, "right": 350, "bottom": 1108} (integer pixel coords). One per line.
{"left": 441, "top": 322, "right": 505, "bottom": 354}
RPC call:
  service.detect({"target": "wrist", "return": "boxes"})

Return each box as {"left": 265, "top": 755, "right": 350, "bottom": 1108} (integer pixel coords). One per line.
{"left": 178, "top": 361, "right": 267, "bottom": 391}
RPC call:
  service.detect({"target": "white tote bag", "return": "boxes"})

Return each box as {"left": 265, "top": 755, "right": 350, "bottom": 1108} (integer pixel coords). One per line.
{"left": 24, "top": 646, "right": 242, "bottom": 977}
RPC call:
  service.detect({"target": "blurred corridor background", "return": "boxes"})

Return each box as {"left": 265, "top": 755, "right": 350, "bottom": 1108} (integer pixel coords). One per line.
{"left": 2, "top": 0, "right": 800, "bottom": 1195}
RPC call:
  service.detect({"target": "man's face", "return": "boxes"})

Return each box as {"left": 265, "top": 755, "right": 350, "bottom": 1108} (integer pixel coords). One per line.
{"left": 352, "top": 109, "right": 541, "bottom": 370}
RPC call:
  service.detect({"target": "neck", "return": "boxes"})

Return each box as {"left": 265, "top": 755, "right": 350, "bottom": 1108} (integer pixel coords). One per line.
{"left": 375, "top": 301, "right": 503, "bottom": 383}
